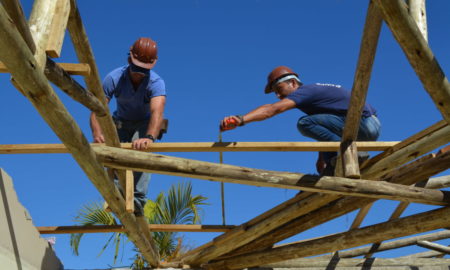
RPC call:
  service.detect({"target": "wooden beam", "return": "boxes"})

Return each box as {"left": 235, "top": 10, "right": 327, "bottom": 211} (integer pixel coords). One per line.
{"left": 0, "top": 0, "right": 36, "bottom": 53}
{"left": 363, "top": 201, "right": 410, "bottom": 258}
{"left": 94, "top": 145, "right": 450, "bottom": 206}
{"left": 361, "top": 125, "right": 450, "bottom": 180}
{"left": 28, "top": 0, "right": 58, "bottom": 67}
{"left": 262, "top": 257, "right": 450, "bottom": 268}
{"left": 125, "top": 170, "right": 134, "bottom": 213}
{"left": 44, "top": 58, "right": 106, "bottom": 116}
{"left": 0, "top": 62, "right": 91, "bottom": 75}
{"left": 400, "top": 250, "right": 444, "bottom": 259}
{"left": 204, "top": 207, "right": 450, "bottom": 270}
{"left": 423, "top": 175, "right": 450, "bottom": 190}
{"left": 37, "top": 224, "right": 236, "bottom": 234}
{"left": 45, "top": 0, "right": 69, "bottom": 58}
{"left": 332, "top": 230, "right": 450, "bottom": 258}
{"left": 0, "top": 141, "right": 399, "bottom": 154}
{"left": 349, "top": 203, "right": 373, "bottom": 229}
{"left": 375, "top": 0, "right": 450, "bottom": 124}
{"left": 0, "top": 5, "right": 160, "bottom": 266}
{"left": 407, "top": 0, "right": 428, "bottom": 42}
{"left": 221, "top": 144, "right": 450, "bottom": 260}
{"left": 362, "top": 120, "right": 447, "bottom": 170}
{"left": 340, "top": 0, "right": 382, "bottom": 178}
{"left": 417, "top": 241, "right": 450, "bottom": 255}
{"left": 67, "top": 0, "right": 120, "bottom": 148}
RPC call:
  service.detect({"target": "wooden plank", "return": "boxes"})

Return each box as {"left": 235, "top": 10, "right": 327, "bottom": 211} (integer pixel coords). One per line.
{"left": 125, "top": 170, "right": 134, "bottom": 213}
{"left": 37, "top": 224, "right": 236, "bottom": 234}
{"left": 0, "top": 0, "right": 36, "bottom": 53}
{"left": 0, "top": 141, "right": 400, "bottom": 154}
{"left": 204, "top": 207, "right": 450, "bottom": 270}
{"left": 0, "top": 62, "right": 91, "bottom": 75}
{"left": 44, "top": 58, "right": 106, "bottom": 116}
{"left": 375, "top": 0, "right": 450, "bottom": 124}
{"left": 0, "top": 5, "right": 160, "bottom": 266}
{"left": 417, "top": 241, "right": 450, "bottom": 255}
{"left": 46, "top": 0, "right": 70, "bottom": 58}
{"left": 340, "top": 0, "right": 382, "bottom": 178}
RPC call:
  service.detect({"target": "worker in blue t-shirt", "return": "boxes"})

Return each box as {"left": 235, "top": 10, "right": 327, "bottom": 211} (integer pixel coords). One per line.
{"left": 220, "top": 66, "right": 381, "bottom": 176}
{"left": 90, "top": 37, "right": 166, "bottom": 215}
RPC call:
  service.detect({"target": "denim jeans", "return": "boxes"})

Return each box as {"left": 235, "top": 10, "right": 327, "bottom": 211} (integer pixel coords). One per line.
{"left": 297, "top": 114, "right": 381, "bottom": 163}
{"left": 113, "top": 117, "right": 151, "bottom": 211}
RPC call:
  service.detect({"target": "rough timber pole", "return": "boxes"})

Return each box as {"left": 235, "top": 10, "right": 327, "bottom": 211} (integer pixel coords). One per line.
{"left": 417, "top": 241, "right": 450, "bottom": 255}
{"left": 339, "top": 0, "right": 382, "bottom": 178}
{"left": 0, "top": 6, "right": 159, "bottom": 266}
{"left": 94, "top": 145, "right": 450, "bottom": 206}
{"left": 66, "top": 0, "right": 120, "bottom": 146}
{"left": 407, "top": 0, "right": 428, "bottom": 42}
{"left": 44, "top": 58, "right": 107, "bottom": 116}
{"left": 0, "top": 0, "right": 36, "bottom": 52}
{"left": 332, "top": 230, "right": 450, "bottom": 258}
{"left": 205, "top": 207, "right": 450, "bottom": 270}
{"left": 374, "top": 0, "right": 450, "bottom": 124}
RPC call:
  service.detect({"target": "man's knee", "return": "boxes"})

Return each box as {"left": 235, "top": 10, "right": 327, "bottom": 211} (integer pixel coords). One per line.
{"left": 297, "top": 116, "right": 314, "bottom": 136}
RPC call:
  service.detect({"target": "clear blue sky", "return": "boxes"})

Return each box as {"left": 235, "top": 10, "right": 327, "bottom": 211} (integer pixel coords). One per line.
{"left": 1, "top": 0, "right": 449, "bottom": 269}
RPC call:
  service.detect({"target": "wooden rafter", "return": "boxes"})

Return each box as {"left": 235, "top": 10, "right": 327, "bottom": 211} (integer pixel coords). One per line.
{"left": 0, "top": 62, "right": 91, "bottom": 75}
{"left": 339, "top": 0, "right": 382, "bottom": 178}
{"left": 375, "top": 0, "right": 450, "bottom": 124}
{"left": 204, "top": 207, "right": 450, "bottom": 270}
{"left": 217, "top": 145, "right": 450, "bottom": 261}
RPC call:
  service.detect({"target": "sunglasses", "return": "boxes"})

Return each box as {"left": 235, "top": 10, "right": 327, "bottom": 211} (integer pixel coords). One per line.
{"left": 129, "top": 62, "right": 150, "bottom": 76}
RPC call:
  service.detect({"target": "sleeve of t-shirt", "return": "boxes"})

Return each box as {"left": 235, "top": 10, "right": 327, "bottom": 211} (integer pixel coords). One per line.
{"left": 148, "top": 77, "right": 166, "bottom": 98}
{"left": 103, "top": 74, "right": 115, "bottom": 100}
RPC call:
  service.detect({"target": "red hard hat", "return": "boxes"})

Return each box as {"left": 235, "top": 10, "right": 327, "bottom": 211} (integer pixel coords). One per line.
{"left": 264, "top": 66, "right": 298, "bottom": 94}
{"left": 129, "top": 37, "right": 158, "bottom": 69}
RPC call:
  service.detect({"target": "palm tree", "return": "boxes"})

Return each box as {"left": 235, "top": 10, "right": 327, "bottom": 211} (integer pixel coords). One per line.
{"left": 70, "top": 181, "right": 208, "bottom": 265}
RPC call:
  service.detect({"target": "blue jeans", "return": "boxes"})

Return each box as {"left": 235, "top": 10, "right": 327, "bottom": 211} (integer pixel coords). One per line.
{"left": 297, "top": 114, "right": 381, "bottom": 163}
{"left": 113, "top": 117, "right": 151, "bottom": 210}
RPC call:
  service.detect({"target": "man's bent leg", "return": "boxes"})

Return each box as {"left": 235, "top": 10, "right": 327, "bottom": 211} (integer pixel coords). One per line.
{"left": 297, "top": 114, "right": 346, "bottom": 164}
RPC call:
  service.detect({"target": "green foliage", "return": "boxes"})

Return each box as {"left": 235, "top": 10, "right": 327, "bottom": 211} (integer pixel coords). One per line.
{"left": 70, "top": 181, "right": 208, "bottom": 265}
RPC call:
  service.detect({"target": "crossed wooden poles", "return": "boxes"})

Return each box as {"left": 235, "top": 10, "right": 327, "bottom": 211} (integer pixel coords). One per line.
{"left": 0, "top": 0, "right": 449, "bottom": 269}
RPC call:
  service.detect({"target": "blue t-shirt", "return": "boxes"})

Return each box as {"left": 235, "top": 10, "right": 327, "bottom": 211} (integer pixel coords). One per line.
{"left": 286, "top": 83, "right": 376, "bottom": 117}
{"left": 103, "top": 65, "right": 166, "bottom": 121}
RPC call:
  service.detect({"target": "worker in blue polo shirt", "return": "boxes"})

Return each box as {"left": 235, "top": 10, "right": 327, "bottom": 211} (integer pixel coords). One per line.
{"left": 90, "top": 37, "right": 166, "bottom": 215}
{"left": 220, "top": 66, "right": 381, "bottom": 176}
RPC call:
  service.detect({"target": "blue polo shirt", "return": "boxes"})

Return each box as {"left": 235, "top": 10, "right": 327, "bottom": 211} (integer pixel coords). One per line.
{"left": 103, "top": 65, "right": 166, "bottom": 121}
{"left": 286, "top": 83, "right": 376, "bottom": 117}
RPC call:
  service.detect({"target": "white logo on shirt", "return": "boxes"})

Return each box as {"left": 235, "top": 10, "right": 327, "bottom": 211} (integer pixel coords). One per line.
{"left": 316, "top": 83, "right": 342, "bottom": 88}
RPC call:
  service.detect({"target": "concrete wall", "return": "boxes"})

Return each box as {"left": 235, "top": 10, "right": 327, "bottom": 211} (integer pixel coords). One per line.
{"left": 0, "top": 168, "right": 63, "bottom": 270}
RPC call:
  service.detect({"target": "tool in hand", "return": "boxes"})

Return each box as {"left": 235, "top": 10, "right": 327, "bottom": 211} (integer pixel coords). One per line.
{"left": 220, "top": 117, "right": 239, "bottom": 131}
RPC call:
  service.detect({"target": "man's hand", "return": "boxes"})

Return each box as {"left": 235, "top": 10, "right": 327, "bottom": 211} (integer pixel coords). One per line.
{"left": 132, "top": 138, "right": 154, "bottom": 150}
{"left": 220, "top": 115, "right": 243, "bottom": 131}
{"left": 93, "top": 132, "right": 105, "bottom": 143}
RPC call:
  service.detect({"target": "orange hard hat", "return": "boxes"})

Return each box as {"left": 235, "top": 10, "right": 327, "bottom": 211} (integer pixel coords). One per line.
{"left": 129, "top": 37, "right": 158, "bottom": 69}
{"left": 264, "top": 66, "right": 299, "bottom": 94}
